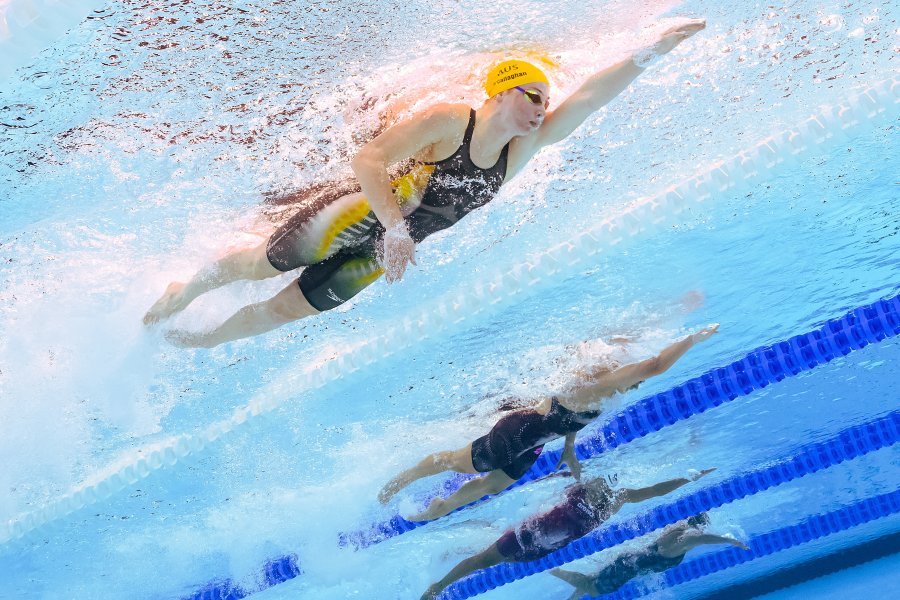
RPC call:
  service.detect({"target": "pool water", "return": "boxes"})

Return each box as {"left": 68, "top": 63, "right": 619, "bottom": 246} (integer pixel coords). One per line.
{"left": 0, "top": 1, "right": 897, "bottom": 599}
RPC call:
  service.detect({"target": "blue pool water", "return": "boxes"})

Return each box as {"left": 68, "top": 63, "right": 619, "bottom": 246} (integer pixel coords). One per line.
{"left": 0, "top": 1, "right": 897, "bottom": 599}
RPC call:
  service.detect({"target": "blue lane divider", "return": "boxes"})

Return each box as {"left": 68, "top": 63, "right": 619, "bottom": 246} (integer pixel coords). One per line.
{"left": 590, "top": 488, "right": 900, "bottom": 600}
{"left": 346, "top": 292, "right": 900, "bottom": 549}
{"left": 187, "top": 292, "right": 900, "bottom": 599}
{"left": 442, "top": 409, "right": 900, "bottom": 599}
{"left": 182, "top": 554, "right": 300, "bottom": 600}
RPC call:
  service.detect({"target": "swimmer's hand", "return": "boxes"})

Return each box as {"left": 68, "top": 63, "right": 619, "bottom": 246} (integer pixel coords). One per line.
{"left": 381, "top": 222, "right": 417, "bottom": 283}
{"left": 653, "top": 18, "right": 706, "bottom": 56}
{"left": 691, "top": 323, "right": 719, "bottom": 343}
{"left": 732, "top": 539, "right": 752, "bottom": 551}
{"left": 555, "top": 445, "right": 583, "bottom": 481}
{"left": 689, "top": 467, "right": 716, "bottom": 482}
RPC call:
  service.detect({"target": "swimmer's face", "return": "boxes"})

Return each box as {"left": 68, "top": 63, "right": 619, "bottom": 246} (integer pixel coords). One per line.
{"left": 504, "top": 82, "right": 549, "bottom": 133}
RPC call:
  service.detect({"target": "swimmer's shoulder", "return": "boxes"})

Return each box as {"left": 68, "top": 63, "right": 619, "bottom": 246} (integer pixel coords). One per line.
{"left": 409, "top": 103, "right": 472, "bottom": 160}
{"left": 412, "top": 103, "right": 472, "bottom": 132}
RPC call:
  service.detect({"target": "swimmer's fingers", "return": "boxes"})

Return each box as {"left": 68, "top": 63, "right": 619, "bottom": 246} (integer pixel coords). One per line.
{"left": 677, "top": 19, "right": 706, "bottom": 35}
{"left": 556, "top": 448, "right": 582, "bottom": 481}
{"left": 662, "top": 19, "right": 706, "bottom": 38}
{"left": 691, "top": 467, "right": 716, "bottom": 481}
{"left": 656, "top": 19, "right": 706, "bottom": 55}
{"left": 691, "top": 323, "right": 720, "bottom": 342}
{"left": 393, "top": 240, "right": 416, "bottom": 281}
{"left": 701, "top": 323, "right": 720, "bottom": 338}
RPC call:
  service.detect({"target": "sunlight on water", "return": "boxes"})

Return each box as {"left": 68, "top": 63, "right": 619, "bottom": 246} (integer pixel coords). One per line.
{"left": 0, "top": 0, "right": 897, "bottom": 598}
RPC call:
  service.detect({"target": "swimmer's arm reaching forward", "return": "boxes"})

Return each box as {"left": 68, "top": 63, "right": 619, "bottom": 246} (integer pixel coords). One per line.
{"left": 564, "top": 324, "right": 719, "bottom": 408}
{"left": 675, "top": 532, "right": 751, "bottom": 552}
{"left": 531, "top": 19, "right": 706, "bottom": 149}
{"left": 614, "top": 468, "right": 715, "bottom": 509}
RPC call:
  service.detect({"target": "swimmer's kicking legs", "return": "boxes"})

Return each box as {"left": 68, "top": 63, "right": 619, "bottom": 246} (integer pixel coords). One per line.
{"left": 144, "top": 242, "right": 320, "bottom": 347}
{"left": 143, "top": 20, "right": 707, "bottom": 348}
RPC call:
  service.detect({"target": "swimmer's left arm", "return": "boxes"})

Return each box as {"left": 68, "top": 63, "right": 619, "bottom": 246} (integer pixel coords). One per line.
{"left": 533, "top": 19, "right": 707, "bottom": 149}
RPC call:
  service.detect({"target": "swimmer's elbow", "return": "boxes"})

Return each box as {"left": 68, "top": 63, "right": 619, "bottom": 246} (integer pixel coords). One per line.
{"left": 642, "top": 356, "right": 665, "bottom": 378}
{"left": 351, "top": 146, "right": 386, "bottom": 176}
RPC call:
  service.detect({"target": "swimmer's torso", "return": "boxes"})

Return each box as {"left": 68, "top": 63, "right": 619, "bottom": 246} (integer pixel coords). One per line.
{"left": 264, "top": 107, "right": 512, "bottom": 311}
{"left": 516, "top": 484, "right": 612, "bottom": 553}
{"left": 401, "top": 107, "right": 509, "bottom": 242}
{"left": 271, "top": 108, "right": 510, "bottom": 265}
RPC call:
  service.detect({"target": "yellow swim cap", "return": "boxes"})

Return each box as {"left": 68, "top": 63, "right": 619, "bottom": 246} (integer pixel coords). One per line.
{"left": 484, "top": 60, "right": 549, "bottom": 98}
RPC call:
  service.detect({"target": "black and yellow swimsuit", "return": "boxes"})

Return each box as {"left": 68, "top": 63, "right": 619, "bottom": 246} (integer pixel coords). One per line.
{"left": 265, "top": 109, "right": 509, "bottom": 311}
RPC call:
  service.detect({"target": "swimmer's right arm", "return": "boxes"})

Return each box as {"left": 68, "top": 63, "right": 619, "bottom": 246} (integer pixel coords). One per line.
{"left": 351, "top": 104, "right": 469, "bottom": 282}
{"left": 620, "top": 468, "right": 715, "bottom": 504}
{"left": 612, "top": 323, "right": 719, "bottom": 387}
{"left": 564, "top": 324, "right": 719, "bottom": 406}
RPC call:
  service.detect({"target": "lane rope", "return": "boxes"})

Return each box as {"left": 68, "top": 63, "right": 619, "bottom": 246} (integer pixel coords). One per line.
{"left": 587, "top": 489, "right": 900, "bottom": 600}
{"left": 443, "top": 410, "right": 900, "bottom": 598}
{"left": 347, "top": 291, "right": 900, "bottom": 548}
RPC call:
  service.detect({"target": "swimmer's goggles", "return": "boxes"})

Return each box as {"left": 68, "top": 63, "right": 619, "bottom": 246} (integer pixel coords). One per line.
{"left": 515, "top": 86, "right": 549, "bottom": 108}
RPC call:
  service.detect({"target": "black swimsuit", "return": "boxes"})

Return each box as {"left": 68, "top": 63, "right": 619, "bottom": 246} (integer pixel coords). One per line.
{"left": 405, "top": 109, "right": 509, "bottom": 242}
{"left": 265, "top": 109, "right": 509, "bottom": 311}
{"left": 471, "top": 397, "right": 600, "bottom": 480}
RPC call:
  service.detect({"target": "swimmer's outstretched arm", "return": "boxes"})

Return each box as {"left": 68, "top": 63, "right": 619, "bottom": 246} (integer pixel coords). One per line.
{"left": 533, "top": 19, "right": 706, "bottom": 149}
{"left": 565, "top": 323, "right": 719, "bottom": 408}
{"left": 616, "top": 468, "right": 715, "bottom": 508}
{"left": 676, "top": 532, "right": 751, "bottom": 553}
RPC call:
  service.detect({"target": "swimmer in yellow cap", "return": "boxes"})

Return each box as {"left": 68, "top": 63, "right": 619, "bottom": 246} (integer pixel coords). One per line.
{"left": 145, "top": 19, "right": 706, "bottom": 348}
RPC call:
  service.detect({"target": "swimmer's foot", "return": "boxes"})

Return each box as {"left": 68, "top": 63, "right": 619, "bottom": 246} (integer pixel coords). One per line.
{"left": 143, "top": 282, "right": 189, "bottom": 325}
{"left": 378, "top": 475, "right": 408, "bottom": 504}
{"left": 407, "top": 498, "right": 446, "bottom": 522}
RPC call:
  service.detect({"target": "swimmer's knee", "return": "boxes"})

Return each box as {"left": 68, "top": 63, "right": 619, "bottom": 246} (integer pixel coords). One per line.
{"left": 432, "top": 451, "right": 455, "bottom": 468}
{"left": 485, "top": 469, "right": 516, "bottom": 485}
{"left": 269, "top": 283, "right": 317, "bottom": 321}
{"left": 248, "top": 243, "right": 282, "bottom": 280}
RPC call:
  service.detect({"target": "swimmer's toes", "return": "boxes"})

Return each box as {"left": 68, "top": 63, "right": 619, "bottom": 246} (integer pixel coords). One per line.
{"left": 165, "top": 329, "right": 195, "bottom": 348}
{"left": 378, "top": 483, "right": 398, "bottom": 504}
{"left": 143, "top": 282, "right": 187, "bottom": 325}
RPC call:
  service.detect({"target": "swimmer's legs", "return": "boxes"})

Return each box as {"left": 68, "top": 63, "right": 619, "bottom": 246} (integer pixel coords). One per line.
{"left": 421, "top": 543, "right": 506, "bottom": 600}
{"left": 166, "top": 279, "right": 318, "bottom": 348}
{"left": 144, "top": 242, "right": 280, "bottom": 325}
{"left": 407, "top": 469, "right": 516, "bottom": 522}
{"left": 378, "top": 445, "right": 476, "bottom": 504}
{"left": 549, "top": 569, "right": 597, "bottom": 599}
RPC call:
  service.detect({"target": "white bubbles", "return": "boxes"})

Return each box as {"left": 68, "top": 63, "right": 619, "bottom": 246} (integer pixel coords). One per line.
{"left": 819, "top": 14, "right": 845, "bottom": 33}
